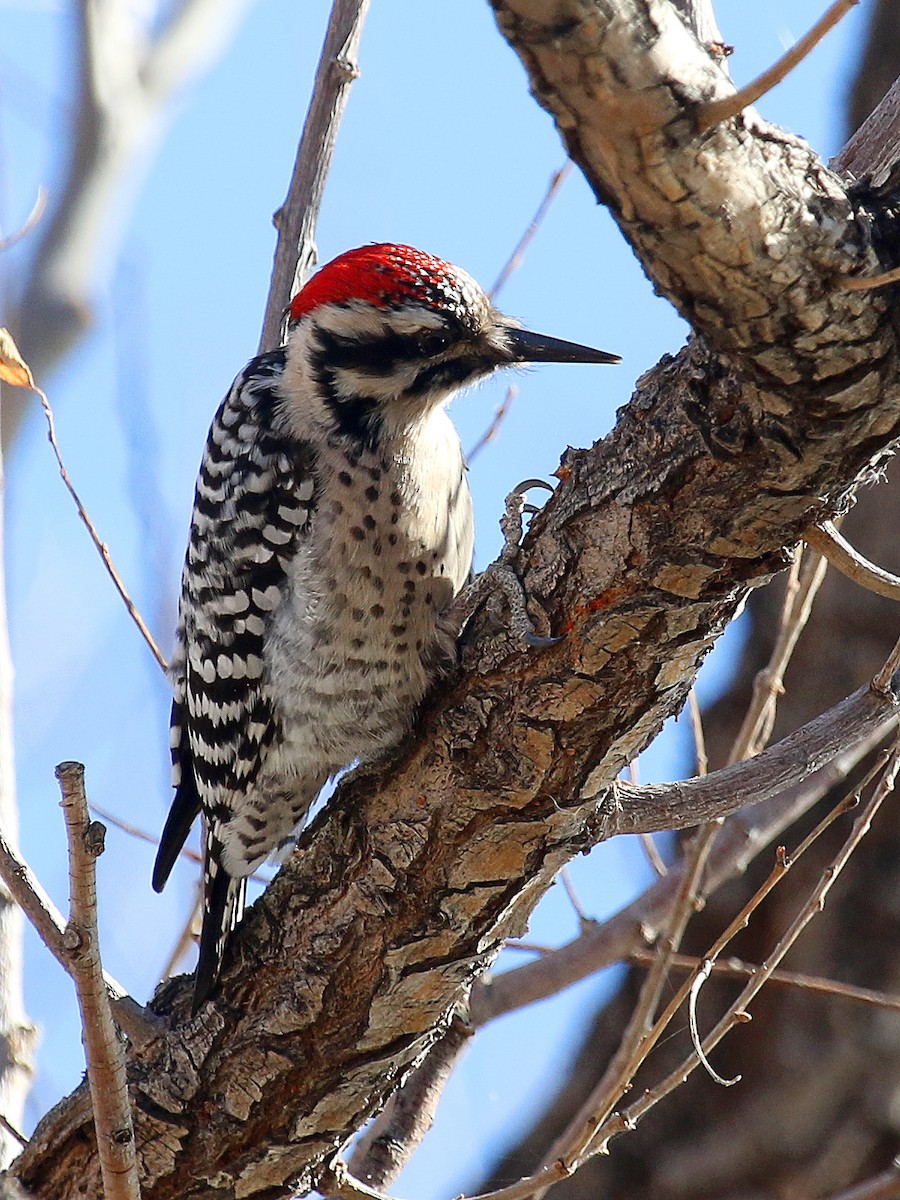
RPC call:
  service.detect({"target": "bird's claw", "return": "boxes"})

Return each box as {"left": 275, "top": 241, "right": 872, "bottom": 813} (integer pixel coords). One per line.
{"left": 450, "top": 479, "right": 561, "bottom": 648}
{"left": 524, "top": 631, "right": 565, "bottom": 649}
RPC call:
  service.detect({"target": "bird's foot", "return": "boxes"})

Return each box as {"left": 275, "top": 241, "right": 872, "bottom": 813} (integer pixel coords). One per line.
{"left": 449, "top": 479, "right": 562, "bottom": 647}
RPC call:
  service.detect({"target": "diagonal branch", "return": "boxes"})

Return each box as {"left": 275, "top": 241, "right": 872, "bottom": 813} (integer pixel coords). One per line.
{"left": 258, "top": 0, "right": 371, "bottom": 352}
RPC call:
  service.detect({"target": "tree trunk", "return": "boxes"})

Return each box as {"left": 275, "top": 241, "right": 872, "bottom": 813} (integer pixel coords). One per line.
{"left": 11, "top": 2, "right": 900, "bottom": 1196}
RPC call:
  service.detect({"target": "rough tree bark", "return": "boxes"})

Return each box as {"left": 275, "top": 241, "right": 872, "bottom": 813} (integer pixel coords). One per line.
{"left": 479, "top": 8, "right": 900, "bottom": 1196}
{"left": 9, "top": 1, "right": 900, "bottom": 1197}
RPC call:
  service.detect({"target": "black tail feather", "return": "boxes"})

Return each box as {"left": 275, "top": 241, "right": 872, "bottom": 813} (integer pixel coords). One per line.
{"left": 153, "top": 699, "right": 202, "bottom": 893}
{"left": 152, "top": 771, "right": 202, "bottom": 893}
{"left": 192, "top": 848, "right": 247, "bottom": 1013}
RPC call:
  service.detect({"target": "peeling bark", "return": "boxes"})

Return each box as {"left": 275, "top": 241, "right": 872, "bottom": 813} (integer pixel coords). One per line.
{"left": 10, "top": 2, "right": 900, "bottom": 1197}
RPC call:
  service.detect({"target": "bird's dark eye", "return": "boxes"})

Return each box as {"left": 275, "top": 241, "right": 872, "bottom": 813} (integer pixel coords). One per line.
{"left": 416, "top": 331, "right": 452, "bottom": 358}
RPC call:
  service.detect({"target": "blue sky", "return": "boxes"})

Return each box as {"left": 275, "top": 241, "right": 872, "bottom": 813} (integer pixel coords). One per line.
{"left": 0, "top": 0, "right": 872, "bottom": 1191}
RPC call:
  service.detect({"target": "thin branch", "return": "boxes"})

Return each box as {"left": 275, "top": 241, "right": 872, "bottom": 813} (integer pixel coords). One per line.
{"left": 258, "top": 0, "right": 371, "bottom": 353}
{"left": 471, "top": 704, "right": 895, "bottom": 1025}
{"left": 515, "top": 768, "right": 881, "bottom": 1196}
{"left": 159, "top": 892, "right": 201, "bottom": 982}
{"left": 687, "top": 686, "right": 708, "bottom": 776}
{"left": 321, "top": 1157, "right": 572, "bottom": 1200}
{"left": 596, "top": 746, "right": 899, "bottom": 1157}
{"left": 56, "top": 763, "right": 141, "bottom": 1200}
{"left": 837, "top": 264, "right": 900, "bottom": 292}
{"left": 806, "top": 520, "right": 900, "bottom": 601}
{"left": 0, "top": 330, "right": 167, "bottom": 670}
{"left": 466, "top": 386, "right": 517, "bottom": 464}
{"left": 487, "top": 163, "right": 572, "bottom": 301}
{"left": 638, "top": 833, "right": 668, "bottom": 877}
{"left": 347, "top": 1015, "right": 472, "bottom": 1189}
{"left": 526, "top": 822, "right": 719, "bottom": 1197}
{"left": 629, "top": 947, "right": 900, "bottom": 1013}
{"left": 558, "top": 868, "right": 591, "bottom": 928}
{"left": 728, "top": 545, "right": 827, "bottom": 764}
{"left": 608, "top": 678, "right": 899, "bottom": 834}
{"left": 36, "top": 382, "right": 169, "bottom": 672}
{"left": 0, "top": 1111, "right": 26, "bottom": 1148}
{"left": 874, "top": 633, "right": 900, "bottom": 694}
{"left": 833, "top": 74, "right": 900, "bottom": 187}
{"left": 0, "top": 818, "right": 159, "bottom": 1049}
{"left": 0, "top": 186, "right": 48, "bottom": 253}
{"left": 695, "top": 0, "right": 859, "bottom": 132}
{"left": 688, "top": 959, "right": 741, "bottom": 1087}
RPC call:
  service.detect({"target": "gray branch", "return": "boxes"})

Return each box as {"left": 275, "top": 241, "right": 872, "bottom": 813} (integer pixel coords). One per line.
{"left": 257, "top": 0, "right": 371, "bottom": 353}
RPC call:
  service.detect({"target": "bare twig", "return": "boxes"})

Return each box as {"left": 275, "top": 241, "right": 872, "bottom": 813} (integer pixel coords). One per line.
{"left": 0, "top": 187, "right": 48, "bottom": 253}
{"left": 466, "top": 386, "right": 517, "bottom": 464}
{"left": 837, "top": 265, "right": 900, "bottom": 291}
{"left": 639, "top": 834, "right": 668, "bottom": 877}
{"left": 159, "top": 892, "right": 202, "bottom": 982}
{"left": 526, "top": 822, "right": 719, "bottom": 1197}
{"left": 688, "top": 959, "right": 741, "bottom": 1087}
{"left": 0, "top": 1111, "right": 26, "bottom": 1148}
{"left": 322, "top": 1156, "right": 572, "bottom": 1200}
{"left": 56, "top": 762, "right": 141, "bottom": 1200}
{"left": 594, "top": 746, "right": 900, "bottom": 1157}
{"left": 728, "top": 545, "right": 827, "bottom": 763}
{"left": 258, "top": 0, "right": 371, "bottom": 353}
{"left": 35, "top": 383, "right": 169, "bottom": 673}
{"left": 488, "top": 163, "right": 572, "bottom": 301}
{"left": 498, "top": 769, "right": 880, "bottom": 1198}
{"left": 0, "top": 331, "right": 167, "bottom": 672}
{"left": 696, "top": 0, "right": 859, "bottom": 132}
{"left": 348, "top": 1015, "right": 473, "bottom": 1188}
{"left": 629, "top": 947, "right": 900, "bottom": 1013}
{"left": 558, "top": 868, "right": 591, "bottom": 928}
{"left": 0, "top": 818, "right": 159, "bottom": 1049}
{"left": 687, "top": 686, "right": 708, "bottom": 775}
{"left": 806, "top": 521, "right": 900, "bottom": 601}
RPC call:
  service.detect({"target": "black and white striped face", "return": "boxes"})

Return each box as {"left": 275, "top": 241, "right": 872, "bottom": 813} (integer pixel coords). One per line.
{"left": 303, "top": 295, "right": 516, "bottom": 444}
{"left": 283, "top": 243, "right": 621, "bottom": 447}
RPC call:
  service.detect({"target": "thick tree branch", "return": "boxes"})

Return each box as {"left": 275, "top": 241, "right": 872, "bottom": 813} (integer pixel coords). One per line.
{"left": 12, "top": 3, "right": 900, "bottom": 1197}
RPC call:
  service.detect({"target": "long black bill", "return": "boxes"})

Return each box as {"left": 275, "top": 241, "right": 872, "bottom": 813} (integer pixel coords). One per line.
{"left": 504, "top": 326, "right": 621, "bottom": 366}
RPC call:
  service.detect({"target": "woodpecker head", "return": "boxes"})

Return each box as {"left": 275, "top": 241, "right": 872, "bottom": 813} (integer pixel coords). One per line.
{"left": 286, "top": 243, "right": 619, "bottom": 441}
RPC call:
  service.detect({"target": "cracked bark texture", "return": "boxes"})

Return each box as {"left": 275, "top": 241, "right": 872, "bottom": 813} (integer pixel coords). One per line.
{"left": 477, "top": 11, "right": 900, "bottom": 1197}
{"left": 10, "top": 2, "right": 900, "bottom": 1197}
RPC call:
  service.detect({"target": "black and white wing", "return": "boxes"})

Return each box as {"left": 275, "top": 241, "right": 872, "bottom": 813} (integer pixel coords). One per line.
{"left": 152, "top": 349, "right": 317, "bottom": 1008}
